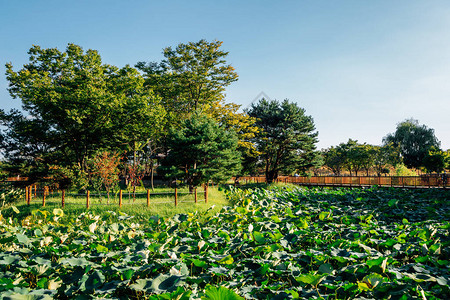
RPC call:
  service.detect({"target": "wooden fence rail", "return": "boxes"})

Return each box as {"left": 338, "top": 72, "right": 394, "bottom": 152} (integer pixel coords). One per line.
{"left": 24, "top": 185, "right": 209, "bottom": 209}
{"left": 235, "top": 175, "right": 448, "bottom": 189}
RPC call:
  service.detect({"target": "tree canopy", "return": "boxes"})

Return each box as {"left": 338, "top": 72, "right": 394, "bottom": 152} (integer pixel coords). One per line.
{"left": 136, "top": 39, "right": 238, "bottom": 116}
{"left": 423, "top": 146, "right": 448, "bottom": 174}
{"left": 246, "top": 99, "right": 319, "bottom": 182}
{"left": 383, "top": 119, "right": 441, "bottom": 169}
{"left": 158, "top": 113, "right": 241, "bottom": 188}
{"left": 2, "top": 44, "right": 165, "bottom": 182}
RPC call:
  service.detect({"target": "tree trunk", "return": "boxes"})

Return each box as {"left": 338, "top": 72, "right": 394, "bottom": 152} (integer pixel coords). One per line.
{"left": 266, "top": 169, "right": 278, "bottom": 184}
{"left": 150, "top": 160, "right": 154, "bottom": 191}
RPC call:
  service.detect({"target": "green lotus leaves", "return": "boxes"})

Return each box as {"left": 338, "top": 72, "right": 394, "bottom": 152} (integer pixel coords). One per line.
{"left": 15, "top": 233, "right": 30, "bottom": 245}
{"left": 296, "top": 273, "right": 325, "bottom": 287}
{"left": 0, "top": 186, "right": 449, "bottom": 298}
{"left": 252, "top": 231, "right": 266, "bottom": 244}
{"left": 202, "top": 285, "right": 244, "bottom": 300}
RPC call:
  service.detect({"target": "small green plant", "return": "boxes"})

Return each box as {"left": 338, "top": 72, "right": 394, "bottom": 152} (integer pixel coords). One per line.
{"left": 0, "top": 188, "right": 22, "bottom": 208}
{"left": 394, "top": 163, "right": 417, "bottom": 176}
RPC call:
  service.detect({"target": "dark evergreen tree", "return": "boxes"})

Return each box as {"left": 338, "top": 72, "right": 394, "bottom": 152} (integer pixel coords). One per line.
{"left": 159, "top": 113, "right": 241, "bottom": 189}
{"left": 246, "top": 99, "right": 320, "bottom": 183}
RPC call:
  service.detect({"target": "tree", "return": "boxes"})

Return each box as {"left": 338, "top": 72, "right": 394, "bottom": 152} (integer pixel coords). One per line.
{"left": 0, "top": 109, "right": 57, "bottom": 182}
{"left": 204, "top": 101, "right": 260, "bottom": 175}
{"left": 372, "top": 144, "right": 400, "bottom": 176}
{"left": 359, "top": 144, "right": 376, "bottom": 176}
{"left": 159, "top": 113, "right": 241, "bottom": 189}
{"left": 107, "top": 65, "right": 166, "bottom": 156}
{"left": 324, "top": 140, "right": 368, "bottom": 176}
{"left": 2, "top": 44, "right": 164, "bottom": 182}
{"left": 136, "top": 40, "right": 240, "bottom": 184}
{"left": 423, "top": 146, "right": 448, "bottom": 174}
{"left": 88, "top": 151, "right": 121, "bottom": 203}
{"left": 246, "top": 99, "right": 319, "bottom": 183}
{"left": 345, "top": 140, "right": 382, "bottom": 176}
{"left": 446, "top": 150, "right": 450, "bottom": 171}
{"left": 340, "top": 139, "right": 362, "bottom": 176}
{"left": 136, "top": 39, "right": 238, "bottom": 115}
{"left": 323, "top": 146, "right": 346, "bottom": 176}
{"left": 383, "top": 119, "right": 440, "bottom": 169}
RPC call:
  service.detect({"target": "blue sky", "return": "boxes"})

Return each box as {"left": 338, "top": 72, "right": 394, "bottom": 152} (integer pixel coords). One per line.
{"left": 1, "top": 0, "right": 449, "bottom": 149}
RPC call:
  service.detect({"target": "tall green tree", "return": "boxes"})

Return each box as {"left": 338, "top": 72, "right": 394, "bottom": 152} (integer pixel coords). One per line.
{"left": 383, "top": 119, "right": 440, "bottom": 169}
{"left": 159, "top": 113, "right": 241, "bottom": 189}
{"left": 372, "top": 144, "right": 400, "bottom": 176}
{"left": 324, "top": 140, "right": 367, "bottom": 176}
{"left": 423, "top": 146, "right": 448, "bottom": 174}
{"left": 342, "top": 140, "right": 376, "bottom": 176}
{"left": 136, "top": 39, "right": 238, "bottom": 116}
{"left": 246, "top": 99, "right": 319, "bottom": 183}
{"left": 2, "top": 44, "right": 164, "bottom": 182}
{"left": 323, "top": 146, "right": 346, "bottom": 176}
{"left": 204, "top": 101, "right": 259, "bottom": 175}
{"left": 359, "top": 144, "right": 377, "bottom": 176}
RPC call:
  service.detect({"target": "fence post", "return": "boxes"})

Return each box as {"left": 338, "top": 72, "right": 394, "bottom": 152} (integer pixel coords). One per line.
{"left": 147, "top": 189, "right": 150, "bottom": 207}
{"left": 34, "top": 185, "right": 37, "bottom": 198}
{"left": 204, "top": 184, "right": 208, "bottom": 204}
{"left": 194, "top": 187, "right": 197, "bottom": 204}
{"left": 26, "top": 186, "right": 30, "bottom": 205}
{"left": 174, "top": 187, "right": 178, "bottom": 207}
{"left": 42, "top": 186, "right": 46, "bottom": 207}
{"left": 28, "top": 186, "right": 32, "bottom": 205}
{"left": 119, "top": 190, "right": 123, "bottom": 208}
{"left": 29, "top": 185, "right": 33, "bottom": 202}
{"left": 62, "top": 190, "right": 65, "bottom": 208}
{"left": 444, "top": 174, "right": 447, "bottom": 189}
{"left": 86, "top": 190, "right": 90, "bottom": 209}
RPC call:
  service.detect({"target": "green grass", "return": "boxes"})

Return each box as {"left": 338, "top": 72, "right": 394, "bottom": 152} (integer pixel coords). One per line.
{"left": 6, "top": 186, "right": 229, "bottom": 221}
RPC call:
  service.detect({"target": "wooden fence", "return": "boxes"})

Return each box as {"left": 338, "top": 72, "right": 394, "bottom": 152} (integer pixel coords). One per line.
{"left": 23, "top": 185, "right": 209, "bottom": 209}
{"left": 235, "top": 175, "right": 448, "bottom": 189}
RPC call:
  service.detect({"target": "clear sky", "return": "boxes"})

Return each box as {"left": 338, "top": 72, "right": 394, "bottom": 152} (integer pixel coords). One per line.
{"left": 1, "top": 0, "right": 449, "bottom": 149}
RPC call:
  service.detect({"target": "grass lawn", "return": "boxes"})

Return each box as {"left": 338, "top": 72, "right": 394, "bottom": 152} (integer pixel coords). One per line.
{"left": 5, "top": 185, "right": 229, "bottom": 221}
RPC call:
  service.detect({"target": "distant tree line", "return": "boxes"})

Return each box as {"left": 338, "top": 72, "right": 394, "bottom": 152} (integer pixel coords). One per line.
{"left": 321, "top": 119, "right": 449, "bottom": 176}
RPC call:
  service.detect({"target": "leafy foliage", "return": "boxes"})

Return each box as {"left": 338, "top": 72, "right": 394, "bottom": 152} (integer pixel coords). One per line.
{"left": 136, "top": 39, "right": 238, "bottom": 114}
{"left": 88, "top": 151, "right": 121, "bottom": 202}
{"left": 1, "top": 186, "right": 449, "bottom": 299}
{"left": 384, "top": 118, "right": 441, "bottom": 169}
{"left": 324, "top": 141, "right": 400, "bottom": 176}
{"left": 204, "top": 101, "right": 259, "bottom": 175}
{"left": 159, "top": 113, "right": 241, "bottom": 187}
{"left": 423, "top": 146, "right": 448, "bottom": 174}
{"left": 246, "top": 98, "right": 320, "bottom": 182}
{"left": 0, "top": 188, "right": 22, "bottom": 208}
{"left": 2, "top": 44, "right": 165, "bottom": 181}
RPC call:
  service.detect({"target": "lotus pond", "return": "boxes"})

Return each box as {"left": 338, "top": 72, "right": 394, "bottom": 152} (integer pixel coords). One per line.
{"left": 0, "top": 186, "right": 449, "bottom": 299}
